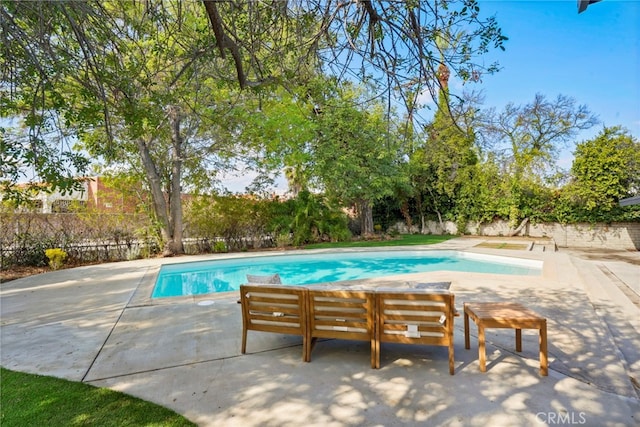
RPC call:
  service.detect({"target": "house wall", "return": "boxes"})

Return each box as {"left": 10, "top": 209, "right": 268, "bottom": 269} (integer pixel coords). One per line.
{"left": 86, "top": 177, "right": 141, "bottom": 213}
{"left": 34, "top": 182, "right": 89, "bottom": 213}
{"left": 16, "top": 177, "right": 141, "bottom": 214}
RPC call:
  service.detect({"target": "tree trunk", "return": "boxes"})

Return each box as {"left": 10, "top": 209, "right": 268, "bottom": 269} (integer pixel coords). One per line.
{"left": 508, "top": 217, "right": 529, "bottom": 237}
{"left": 358, "top": 199, "right": 374, "bottom": 236}
{"left": 135, "top": 105, "right": 186, "bottom": 257}
{"left": 167, "top": 105, "right": 185, "bottom": 255}
{"left": 426, "top": 187, "right": 445, "bottom": 232}
{"left": 136, "top": 137, "right": 173, "bottom": 250}
{"left": 415, "top": 193, "right": 425, "bottom": 234}
{"left": 400, "top": 200, "right": 412, "bottom": 233}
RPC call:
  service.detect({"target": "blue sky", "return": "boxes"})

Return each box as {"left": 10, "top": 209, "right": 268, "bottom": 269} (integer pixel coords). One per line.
{"left": 475, "top": 0, "right": 640, "bottom": 145}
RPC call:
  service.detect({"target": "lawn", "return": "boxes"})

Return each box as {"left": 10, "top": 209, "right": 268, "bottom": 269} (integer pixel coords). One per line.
{"left": 304, "top": 233, "right": 454, "bottom": 249}
{"left": 0, "top": 368, "right": 195, "bottom": 427}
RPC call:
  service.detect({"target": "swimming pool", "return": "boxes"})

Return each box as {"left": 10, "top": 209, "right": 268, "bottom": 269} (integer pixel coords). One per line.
{"left": 152, "top": 250, "right": 542, "bottom": 298}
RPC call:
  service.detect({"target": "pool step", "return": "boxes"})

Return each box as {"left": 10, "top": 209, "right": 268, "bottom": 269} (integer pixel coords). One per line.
{"left": 529, "top": 241, "right": 557, "bottom": 252}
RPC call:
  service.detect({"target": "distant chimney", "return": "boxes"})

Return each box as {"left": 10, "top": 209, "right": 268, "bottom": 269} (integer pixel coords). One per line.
{"left": 578, "top": 0, "right": 602, "bottom": 13}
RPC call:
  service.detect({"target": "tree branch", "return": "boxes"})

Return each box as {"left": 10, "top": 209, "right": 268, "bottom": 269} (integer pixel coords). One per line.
{"left": 202, "top": 0, "right": 247, "bottom": 89}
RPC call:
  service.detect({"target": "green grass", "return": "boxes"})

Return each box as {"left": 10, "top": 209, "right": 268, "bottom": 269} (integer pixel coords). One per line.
{"left": 303, "top": 233, "right": 454, "bottom": 249}
{"left": 0, "top": 367, "right": 196, "bottom": 427}
{"left": 476, "top": 242, "right": 528, "bottom": 250}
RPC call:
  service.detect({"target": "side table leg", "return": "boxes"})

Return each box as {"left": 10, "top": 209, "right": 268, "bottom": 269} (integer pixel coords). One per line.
{"left": 464, "top": 308, "right": 470, "bottom": 350}
{"left": 516, "top": 328, "right": 522, "bottom": 352}
{"left": 478, "top": 325, "right": 486, "bottom": 372}
{"left": 540, "top": 321, "right": 548, "bottom": 376}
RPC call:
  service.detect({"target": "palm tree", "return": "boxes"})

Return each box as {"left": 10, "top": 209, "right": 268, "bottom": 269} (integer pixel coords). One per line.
{"left": 284, "top": 165, "right": 307, "bottom": 198}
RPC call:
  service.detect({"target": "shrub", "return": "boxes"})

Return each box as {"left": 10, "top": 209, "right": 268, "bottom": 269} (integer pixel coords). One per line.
{"left": 12, "top": 234, "right": 59, "bottom": 268}
{"left": 45, "top": 248, "right": 68, "bottom": 270}
{"left": 186, "top": 195, "right": 270, "bottom": 251}
{"left": 276, "top": 233, "right": 291, "bottom": 248}
{"left": 126, "top": 246, "right": 141, "bottom": 261}
{"left": 290, "top": 191, "right": 351, "bottom": 245}
{"left": 213, "top": 241, "right": 227, "bottom": 253}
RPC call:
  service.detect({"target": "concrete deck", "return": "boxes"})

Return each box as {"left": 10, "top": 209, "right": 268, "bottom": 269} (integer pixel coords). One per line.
{"left": 1, "top": 238, "right": 639, "bottom": 426}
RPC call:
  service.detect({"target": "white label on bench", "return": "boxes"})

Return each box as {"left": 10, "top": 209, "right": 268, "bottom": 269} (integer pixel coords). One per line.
{"left": 406, "top": 324, "right": 420, "bottom": 338}
{"left": 439, "top": 314, "right": 447, "bottom": 325}
{"left": 272, "top": 312, "right": 284, "bottom": 317}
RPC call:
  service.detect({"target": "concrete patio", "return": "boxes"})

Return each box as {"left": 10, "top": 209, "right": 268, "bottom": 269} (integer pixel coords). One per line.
{"left": 1, "top": 238, "right": 639, "bottom": 426}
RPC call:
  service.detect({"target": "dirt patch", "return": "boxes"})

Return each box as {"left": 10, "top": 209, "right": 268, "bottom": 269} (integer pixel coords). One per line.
{"left": 0, "top": 266, "right": 50, "bottom": 283}
{"left": 0, "top": 260, "right": 104, "bottom": 284}
{"left": 475, "top": 242, "right": 529, "bottom": 250}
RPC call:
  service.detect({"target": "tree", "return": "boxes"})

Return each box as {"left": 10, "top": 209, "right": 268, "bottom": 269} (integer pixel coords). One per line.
{"left": 411, "top": 78, "right": 479, "bottom": 233}
{"left": 311, "top": 85, "right": 403, "bottom": 235}
{"left": 71, "top": 1, "right": 240, "bottom": 256}
{"left": 284, "top": 165, "right": 308, "bottom": 198}
{"left": 232, "top": 90, "right": 317, "bottom": 197}
{"left": 565, "top": 126, "right": 640, "bottom": 213}
{"left": 1, "top": 1, "right": 313, "bottom": 255}
{"left": 479, "top": 93, "right": 598, "bottom": 229}
{"left": 403, "top": 26, "right": 484, "bottom": 234}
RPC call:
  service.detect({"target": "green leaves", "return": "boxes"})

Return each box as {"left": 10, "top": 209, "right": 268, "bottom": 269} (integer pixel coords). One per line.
{"left": 566, "top": 126, "right": 640, "bottom": 214}
{"left": 312, "top": 87, "right": 400, "bottom": 204}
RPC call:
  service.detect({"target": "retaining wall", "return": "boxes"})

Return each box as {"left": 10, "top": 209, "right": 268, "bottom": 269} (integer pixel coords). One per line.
{"left": 393, "top": 220, "right": 640, "bottom": 250}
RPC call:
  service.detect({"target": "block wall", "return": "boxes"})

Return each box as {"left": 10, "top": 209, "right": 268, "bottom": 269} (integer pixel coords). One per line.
{"left": 392, "top": 220, "right": 640, "bottom": 250}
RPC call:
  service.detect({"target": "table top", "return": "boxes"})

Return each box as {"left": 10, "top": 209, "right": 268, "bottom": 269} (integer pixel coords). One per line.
{"left": 464, "top": 302, "right": 545, "bottom": 321}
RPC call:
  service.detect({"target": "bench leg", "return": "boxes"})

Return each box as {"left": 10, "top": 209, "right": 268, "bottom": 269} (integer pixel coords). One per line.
{"left": 370, "top": 339, "right": 377, "bottom": 369}
{"left": 515, "top": 328, "right": 522, "bottom": 352}
{"left": 540, "top": 323, "right": 548, "bottom": 376}
{"left": 478, "top": 325, "right": 486, "bottom": 372}
{"left": 448, "top": 342, "right": 455, "bottom": 375}
{"left": 303, "top": 335, "right": 311, "bottom": 363}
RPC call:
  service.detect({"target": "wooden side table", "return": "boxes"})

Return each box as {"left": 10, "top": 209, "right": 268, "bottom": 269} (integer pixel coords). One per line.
{"left": 464, "top": 302, "right": 548, "bottom": 376}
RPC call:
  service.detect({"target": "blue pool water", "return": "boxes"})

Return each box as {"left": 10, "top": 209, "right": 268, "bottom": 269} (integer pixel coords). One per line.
{"left": 152, "top": 250, "right": 541, "bottom": 298}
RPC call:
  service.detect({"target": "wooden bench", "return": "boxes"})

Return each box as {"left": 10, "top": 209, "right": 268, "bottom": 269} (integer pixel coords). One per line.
{"left": 239, "top": 284, "right": 309, "bottom": 361}
{"left": 307, "top": 288, "right": 377, "bottom": 368}
{"left": 464, "top": 302, "right": 548, "bottom": 376}
{"left": 240, "top": 284, "right": 457, "bottom": 373}
{"left": 376, "top": 289, "right": 456, "bottom": 374}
